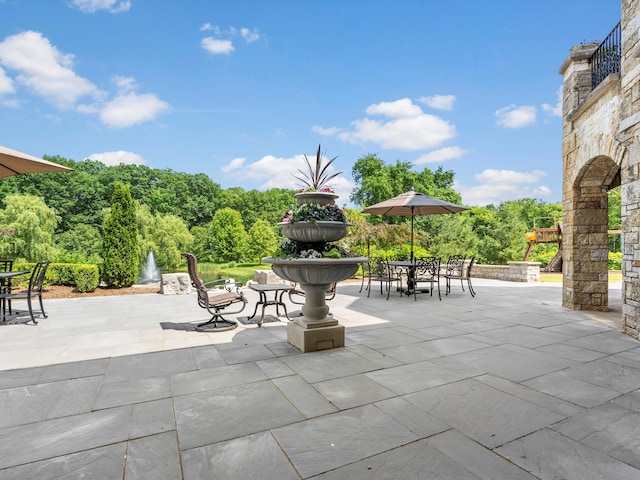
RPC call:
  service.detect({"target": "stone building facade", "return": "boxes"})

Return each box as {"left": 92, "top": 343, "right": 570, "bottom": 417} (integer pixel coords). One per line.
{"left": 560, "top": 0, "right": 640, "bottom": 339}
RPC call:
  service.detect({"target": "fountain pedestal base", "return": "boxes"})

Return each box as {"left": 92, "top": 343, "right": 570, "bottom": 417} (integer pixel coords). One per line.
{"left": 288, "top": 321, "right": 345, "bottom": 352}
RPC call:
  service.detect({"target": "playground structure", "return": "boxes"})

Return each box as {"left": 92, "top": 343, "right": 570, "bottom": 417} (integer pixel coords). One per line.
{"left": 523, "top": 217, "right": 563, "bottom": 272}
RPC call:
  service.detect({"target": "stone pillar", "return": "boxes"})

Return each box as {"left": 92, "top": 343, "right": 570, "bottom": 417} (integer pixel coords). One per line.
{"left": 622, "top": 177, "right": 640, "bottom": 336}
{"left": 571, "top": 187, "right": 609, "bottom": 311}
{"left": 620, "top": 0, "right": 640, "bottom": 338}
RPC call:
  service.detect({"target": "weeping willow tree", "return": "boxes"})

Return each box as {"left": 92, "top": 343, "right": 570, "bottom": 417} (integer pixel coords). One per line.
{"left": 0, "top": 193, "right": 59, "bottom": 261}
{"left": 102, "top": 182, "right": 139, "bottom": 288}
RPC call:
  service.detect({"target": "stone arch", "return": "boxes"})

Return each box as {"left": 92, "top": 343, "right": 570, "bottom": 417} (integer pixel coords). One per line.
{"left": 564, "top": 155, "right": 619, "bottom": 312}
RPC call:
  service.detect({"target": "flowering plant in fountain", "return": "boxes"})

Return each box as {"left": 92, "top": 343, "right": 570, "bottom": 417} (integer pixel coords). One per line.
{"left": 275, "top": 238, "right": 356, "bottom": 259}
{"left": 293, "top": 144, "right": 342, "bottom": 192}
{"left": 274, "top": 144, "right": 355, "bottom": 259}
{"left": 281, "top": 203, "right": 346, "bottom": 224}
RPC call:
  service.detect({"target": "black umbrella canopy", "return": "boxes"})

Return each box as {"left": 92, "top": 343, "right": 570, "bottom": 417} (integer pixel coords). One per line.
{"left": 0, "top": 145, "right": 72, "bottom": 178}
{"left": 362, "top": 190, "right": 469, "bottom": 260}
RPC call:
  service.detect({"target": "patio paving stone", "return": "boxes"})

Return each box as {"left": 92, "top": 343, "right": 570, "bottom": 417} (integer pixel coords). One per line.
{"left": 271, "top": 404, "right": 418, "bottom": 478}
{"left": 0, "top": 279, "right": 638, "bottom": 478}
{"left": 497, "top": 429, "right": 640, "bottom": 480}
{"left": 405, "top": 378, "right": 565, "bottom": 448}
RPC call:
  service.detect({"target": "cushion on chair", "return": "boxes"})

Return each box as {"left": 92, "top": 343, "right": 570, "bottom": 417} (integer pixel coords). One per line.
{"left": 204, "top": 290, "right": 246, "bottom": 307}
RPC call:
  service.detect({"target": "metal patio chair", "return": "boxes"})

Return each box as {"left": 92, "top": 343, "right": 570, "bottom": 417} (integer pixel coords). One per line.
{"left": 413, "top": 256, "right": 441, "bottom": 301}
{"left": 2, "top": 260, "right": 50, "bottom": 324}
{"left": 181, "top": 252, "right": 247, "bottom": 331}
{"left": 364, "top": 257, "right": 402, "bottom": 300}
{"left": 444, "top": 255, "right": 476, "bottom": 297}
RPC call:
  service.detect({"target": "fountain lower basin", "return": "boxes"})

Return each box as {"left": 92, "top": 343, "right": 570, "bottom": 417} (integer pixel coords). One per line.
{"left": 263, "top": 256, "right": 366, "bottom": 352}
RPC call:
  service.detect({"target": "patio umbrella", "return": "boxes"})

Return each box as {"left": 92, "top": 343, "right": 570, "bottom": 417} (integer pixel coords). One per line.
{"left": 0, "top": 145, "right": 73, "bottom": 178}
{"left": 362, "top": 190, "right": 469, "bottom": 260}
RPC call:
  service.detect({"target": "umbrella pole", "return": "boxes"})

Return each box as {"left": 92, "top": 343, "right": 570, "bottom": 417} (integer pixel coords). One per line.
{"left": 410, "top": 214, "right": 414, "bottom": 261}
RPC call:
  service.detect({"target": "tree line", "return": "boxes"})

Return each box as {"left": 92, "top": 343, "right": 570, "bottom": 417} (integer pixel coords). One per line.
{"left": 0, "top": 153, "right": 618, "bottom": 284}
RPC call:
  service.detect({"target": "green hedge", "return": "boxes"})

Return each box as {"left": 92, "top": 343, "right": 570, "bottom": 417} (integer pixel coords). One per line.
{"left": 12, "top": 262, "right": 100, "bottom": 293}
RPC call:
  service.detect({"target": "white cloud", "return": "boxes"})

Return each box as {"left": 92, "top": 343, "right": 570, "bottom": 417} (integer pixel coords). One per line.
{"left": 0, "top": 31, "right": 103, "bottom": 109}
{"left": 418, "top": 94, "right": 456, "bottom": 111}
{"left": 88, "top": 150, "right": 145, "bottom": 166}
{"left": 0, "top": 31, "right": 167, "bottom": 128}
{"left": 475, "top": 169, "right": 547, "bottom": 184}
{"left": 312, "top": 125, "right": 343, "bottom": 136}
{"left": 413, "top": 146, "right": 468, "bottom": 165}
{"left": 320, "top": 98, "right": 456, "bottom": 151}
{"left": 0, "top": 67, "right": 14, "bottom": 95}
{"left": 201, "top": 37, "right": 234, "bottom": 55}
{"left": 456, "top": 168, "right": 551, "bottom": 206}
{"left": 221, "top": 152, "right": 354, "bottom": 203}
{"left": 240, "top": 28, "right": 260, "bottom": 43}
{"left": 97, "top": 75, "right": 169, "bottom": 128}
{"left": 495, "top": 104, "right": 537, "bottom": 128}
{"left": 69, "top": 0, "right": 131, "bottom": 13}
{"left": 200, "top": 25, "right": 260, "bottom": 55}
{"left": 113, "top": 75, "right": 136, "bottom": 93}
{"left": 542, "top": 86, "right": 562, "bottom": 117}
{"left": 221, "top": 157, "right": 245, "bottom": 172}
{"left": 100, "top": 92, "right": 169, "bottom": 128}
{"left": 365, "top": 98, "right": 423, "bottom": 118}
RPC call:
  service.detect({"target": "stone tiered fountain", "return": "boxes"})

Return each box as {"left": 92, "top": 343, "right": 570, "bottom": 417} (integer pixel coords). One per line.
{"left": 264, "top": 146, "right": 366, "bottom": 352}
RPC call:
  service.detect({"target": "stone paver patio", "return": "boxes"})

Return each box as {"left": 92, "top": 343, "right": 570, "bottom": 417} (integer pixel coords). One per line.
{"left": 0, "top": 279, "right": 638, "bottom": 479}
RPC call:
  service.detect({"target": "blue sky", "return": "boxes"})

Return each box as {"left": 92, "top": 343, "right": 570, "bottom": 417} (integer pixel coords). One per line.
{"left": 0, "top": 0, "right": 622, "bottom": 207}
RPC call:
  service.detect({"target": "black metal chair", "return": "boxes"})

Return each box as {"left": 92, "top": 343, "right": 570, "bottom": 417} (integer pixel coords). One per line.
{"left": 289, "top": 282, "right": 336, "bottom": 305}
{"left": 444, "top": 255, "right": 476, "bottom": 296}
{"left": 364, "top": 257, "right": 402, "bottom": 300}
{"left": 2, "top": 261, "right": 50, "bottom": 324}
{"left": 413, "top": 256, "right": 441, "bottom": 301}
{"left": 0, "top": 259, "right": 15, "bottom": 317}
{"left": 181, "top": 252, "right": 247, "bottom": 331}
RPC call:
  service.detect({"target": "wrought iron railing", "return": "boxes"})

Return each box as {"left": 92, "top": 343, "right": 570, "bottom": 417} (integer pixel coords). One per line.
{"left": 590, "top": 21, "right": 621, "bottom": 90}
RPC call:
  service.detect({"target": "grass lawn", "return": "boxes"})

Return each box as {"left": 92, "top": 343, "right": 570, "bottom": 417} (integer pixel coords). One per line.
{"left": 196, "top": 262, "right": 269, "bottom": 284}
{"left": 539, "top": 271, "right": 622, "bottom": 283}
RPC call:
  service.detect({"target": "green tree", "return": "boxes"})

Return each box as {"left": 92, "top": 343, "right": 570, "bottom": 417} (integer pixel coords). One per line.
{"left": 0, "top": 194, "right": 59, "bottom": 261}
{"left": 351, "top": 154, "right": 461, "bottom": 211}
{"left": 246, "top": 220, "right": 278, "bottom": 262}
{"left": 189, "top": 226, "right": 213, "bottom": 262}
{"left": 609, "top": 186, "right": 622, "bottom": 252}
{"left": 56, "top": 224, "right": 102, "bottom": 263}
{"left": 150, "top": 214, "right": 193, "bottom": 270}
{"left": 210, "top": 208, "right": 247, "bottom": 262}
{"left": 102, "top": 182, "right": 139, "bottom": 288}
{"left": 350, "top": 154, "right": 394, "bottom": 208}
{"left": 421, "top": 213, "right": 478, "bottom": 260}
{"left": 135, "top": 203, "right": 193, "bottom": 270}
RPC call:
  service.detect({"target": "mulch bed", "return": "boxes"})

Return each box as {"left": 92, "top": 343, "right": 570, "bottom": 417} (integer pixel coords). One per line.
{"left": 40, "top": 285, "right": 160, "bottom": 300}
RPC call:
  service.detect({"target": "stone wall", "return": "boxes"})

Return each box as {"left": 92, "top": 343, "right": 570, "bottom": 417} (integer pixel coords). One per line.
{"left": 561, "top": 0, "right": 640, "bottom": 339}
{"left": 473, "top": 262, "right": 540, "bottom": 283}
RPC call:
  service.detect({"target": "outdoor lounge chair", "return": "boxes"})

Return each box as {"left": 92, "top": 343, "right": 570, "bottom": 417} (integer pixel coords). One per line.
{"left": 444, "top": 255, "right": 476, "bottom": 297}
{"left": 1, "top": 260, "right": 50, "bottom": 324}
{"left": 181, "top": 252, "right": 248, "bottom": 331}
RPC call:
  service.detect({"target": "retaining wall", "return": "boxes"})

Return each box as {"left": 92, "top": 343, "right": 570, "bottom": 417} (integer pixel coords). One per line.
{"left": 473, "top": 262, "right": 540, "bottom": 282}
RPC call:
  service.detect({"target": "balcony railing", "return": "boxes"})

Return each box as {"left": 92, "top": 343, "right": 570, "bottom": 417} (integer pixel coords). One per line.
{"left": 590, "top": 21, "right": 621, "bottom": 90}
